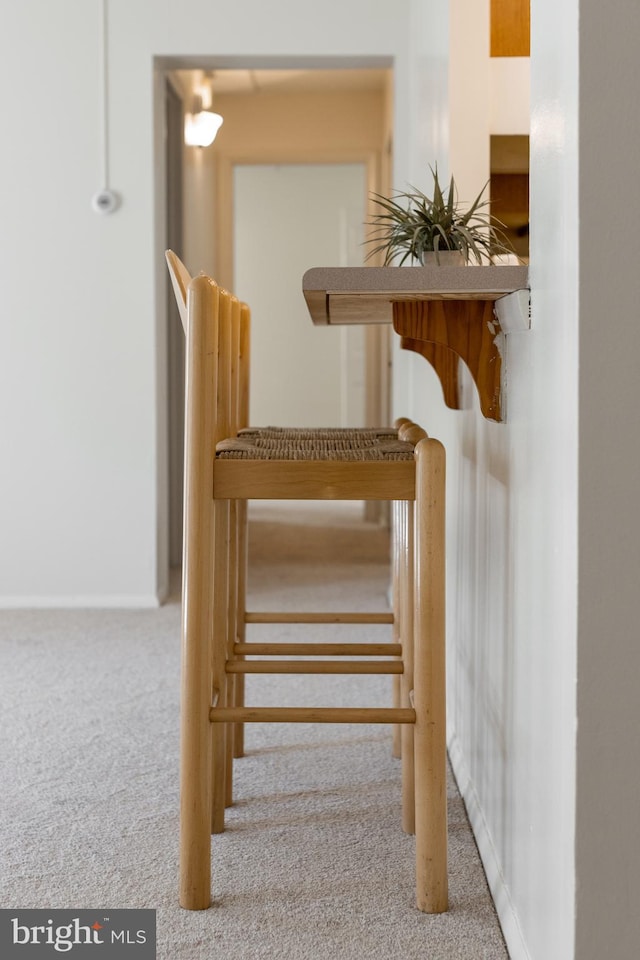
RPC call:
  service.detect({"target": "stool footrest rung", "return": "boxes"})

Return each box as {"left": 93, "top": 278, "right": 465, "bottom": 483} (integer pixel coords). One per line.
{"left": 245, "top": 611, "right": 394, "bottom": 624}
{"left": 210, "top": 706, "right": 416, "bottom": 724}
{"left": 226, "top": 660, "right": 403, "bottom": 675}
{"left": 234, "top": 642, "right": 402, "bottom": 657}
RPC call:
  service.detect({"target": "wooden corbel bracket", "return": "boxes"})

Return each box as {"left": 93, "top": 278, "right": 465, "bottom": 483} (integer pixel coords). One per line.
{"left": 398, "top": 337, "right": 462, "bottom": 412}
{"left": 393, "top": 299, "right": 504, "bottom": 422}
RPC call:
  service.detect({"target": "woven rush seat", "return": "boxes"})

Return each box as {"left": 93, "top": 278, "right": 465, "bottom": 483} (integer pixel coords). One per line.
{"left": 238, "top": 426, "right": 399, "bottom": 440}
{"left": 216, "top": 434, "right": 415, "bottom": 460}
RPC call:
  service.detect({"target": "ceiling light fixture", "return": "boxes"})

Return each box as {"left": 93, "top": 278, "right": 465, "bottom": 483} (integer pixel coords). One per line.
{"left": 184, "top": 94, "right": 223, "bottom": 147}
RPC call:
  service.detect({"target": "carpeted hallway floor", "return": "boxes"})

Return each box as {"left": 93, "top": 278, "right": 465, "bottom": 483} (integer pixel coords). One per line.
{"left": 0, "top": 502, "right": 509, "bottom": 959}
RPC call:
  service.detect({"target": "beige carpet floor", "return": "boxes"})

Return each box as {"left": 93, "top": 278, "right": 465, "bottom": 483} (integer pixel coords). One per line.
{"left": 0, "top": 502, "right": 509, "bottom": 959}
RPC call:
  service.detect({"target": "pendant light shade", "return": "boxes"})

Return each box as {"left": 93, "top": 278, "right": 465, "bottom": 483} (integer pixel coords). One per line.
{"left": 184, "top": 94, "right": 223, "bottom": 147}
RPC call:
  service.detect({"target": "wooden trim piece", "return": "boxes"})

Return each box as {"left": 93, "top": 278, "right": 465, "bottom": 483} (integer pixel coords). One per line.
{"left": 491, "top": 0, "right": 530, "bottom": 57}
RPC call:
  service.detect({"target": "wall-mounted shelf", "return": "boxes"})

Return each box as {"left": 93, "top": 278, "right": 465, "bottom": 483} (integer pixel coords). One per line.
{"left": 302, "top": 265, "right": 530, "bottom": 422}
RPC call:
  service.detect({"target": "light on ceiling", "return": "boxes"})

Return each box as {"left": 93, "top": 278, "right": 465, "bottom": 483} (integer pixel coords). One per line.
{"left": 184, "top": 95, "right": 223, "bottom": 147}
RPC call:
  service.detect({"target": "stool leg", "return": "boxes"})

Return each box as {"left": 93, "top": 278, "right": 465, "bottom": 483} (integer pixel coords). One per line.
{"left": 179, "top": 518, "right": 214, "bottom": 910}
{"left": 391, "top": 500, "right": 402, "bottom": 759}
{"left": 211, "top": 499, "right": 230, "bottom": 834}
{"left": 225, "top": 499, "right": 239, "bottom": 807}
{"left": 413, "top": 438, "right": 448, "bottom": 913}
{"left": 232, "top": 499, "right": 248, "bottom": 758}
{"left": 400, "top": 499, "right": 416, "bottom": 835}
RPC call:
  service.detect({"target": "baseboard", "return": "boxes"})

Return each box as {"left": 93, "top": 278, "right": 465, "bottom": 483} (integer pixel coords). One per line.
{"left": 448, "top": 732, "right": 531, "bottom": 960}
{"left": 0, "top": 594, "right": 163, "bottom": 610}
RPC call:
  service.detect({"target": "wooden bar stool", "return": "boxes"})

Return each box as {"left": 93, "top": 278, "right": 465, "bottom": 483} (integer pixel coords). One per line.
{"left": 166, "top": 255, "right": 448, "bottom": 915}
{"left": 167, "top": 252, "right": 406, "bottom": 759}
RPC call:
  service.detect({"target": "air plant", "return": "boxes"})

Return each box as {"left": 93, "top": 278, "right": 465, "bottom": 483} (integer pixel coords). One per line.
{"left": 365, "top": 165, "right": 514, "bottom": 265}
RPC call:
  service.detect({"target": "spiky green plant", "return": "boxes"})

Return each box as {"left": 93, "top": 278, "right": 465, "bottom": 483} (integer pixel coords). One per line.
{"left": 365, "top": 166, "right": 514, "bottom": 265}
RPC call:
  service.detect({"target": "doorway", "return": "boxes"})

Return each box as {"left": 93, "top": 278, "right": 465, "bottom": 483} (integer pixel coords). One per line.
{"left": 163, "top": 65, "right": 393, "bottom": 568}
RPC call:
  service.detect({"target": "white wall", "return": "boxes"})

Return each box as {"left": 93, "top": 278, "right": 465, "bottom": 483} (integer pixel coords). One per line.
{"left": 393, "top": 2, "right": 577, "bottom": 958}
{"left": 574, "top": 2, "right": 640, "bottom": 956}
{"left": 0, "top": 2, "right": 161, "bottom": 606}
{"left": 0, "top": 0, "right": 426, "bottom": 607}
